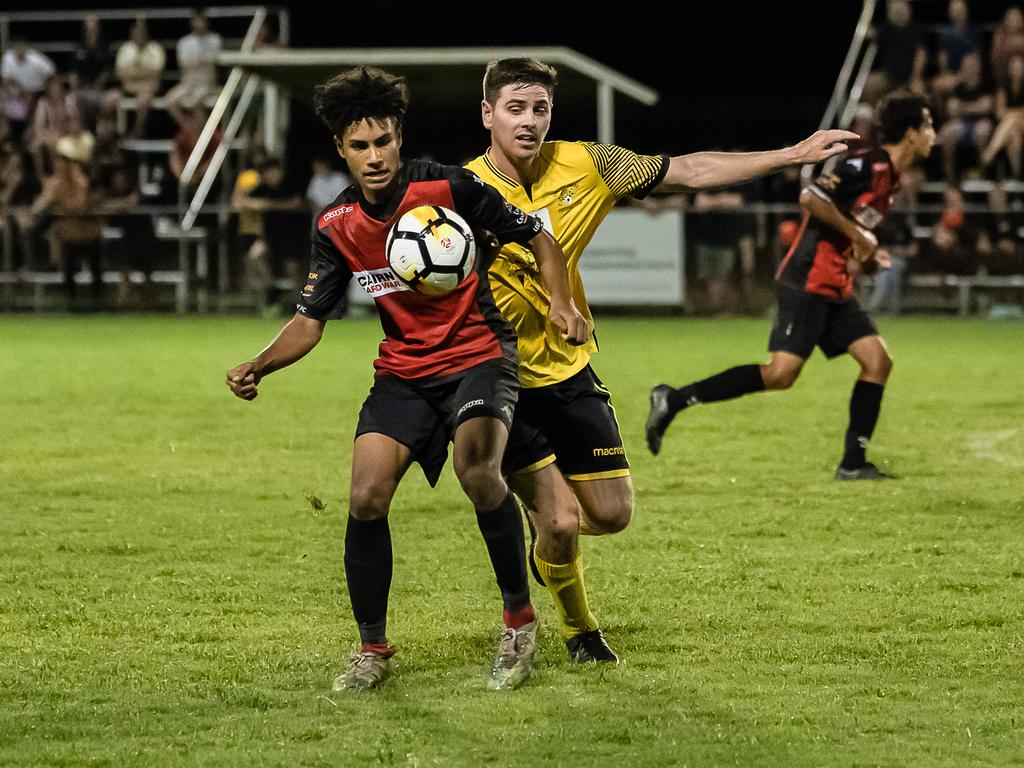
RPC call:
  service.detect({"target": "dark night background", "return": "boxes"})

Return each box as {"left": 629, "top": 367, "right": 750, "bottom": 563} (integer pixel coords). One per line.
{"left": 4, "top": 1, "right": 1020, "bottom": 168}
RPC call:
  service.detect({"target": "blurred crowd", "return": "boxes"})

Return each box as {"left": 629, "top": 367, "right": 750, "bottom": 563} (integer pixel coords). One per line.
{"left": 0, "top": 9, "right": 348, "bottom": 310}
{"left": 677, "top": 0, "right": 1024, "bottom": 316}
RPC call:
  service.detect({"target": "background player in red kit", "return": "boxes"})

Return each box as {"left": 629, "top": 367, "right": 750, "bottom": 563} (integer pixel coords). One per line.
{"left": 226, "top": 67, "right": 589, "bottom": 691}
{"left": 647, "top": 91, "right": 936, "bottom": 479}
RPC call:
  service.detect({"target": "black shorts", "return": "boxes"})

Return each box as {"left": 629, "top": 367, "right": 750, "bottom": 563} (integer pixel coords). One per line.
{"left": 768, "top": 285, "right": 878, "bottom": 360}
{"left": 503, "top": 365, "right": 630, "bottom": 482}
{"left": 355, "top": 357, "right": 518, "bottom": 487}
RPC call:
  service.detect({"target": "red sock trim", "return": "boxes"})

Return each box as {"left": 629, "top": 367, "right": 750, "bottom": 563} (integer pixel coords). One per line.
{"left": 503, "top": 603, "right": 536, "bottom": 629}
{"left": 360, "top": 642, "right": 396, "bottom": 658}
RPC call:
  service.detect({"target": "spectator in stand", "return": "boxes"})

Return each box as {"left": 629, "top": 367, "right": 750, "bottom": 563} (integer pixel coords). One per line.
{"left": 21, "top": 135, "right": 103, "bottom": 307}
{"left": 981, "top": 55, "right": 1024, "bottom": 179}
{"left": 868, "top": 183, "right": 917, "bottom": 316}
{"left": 115, "top": 18, "right": 165, "bottom": 138}
{"left": 933, "top": 0, "right": 982, "bottom": 100}
{"left": 165, "top": 8, "right": 222, "bottom": 111}
{"left": 233, "top": 156, "right": 305, "bottom": 309}
{"left": 920, "top": 185, "right": 980, "bottom": 277}
{"left": 992, "top": 7, "right": 1024, "bottom": 86}
{"left": 1, "top": 40, "right": 55, "bottom": 141}
{"left": 865, "top": 0, "right": 927, "bottom": 103}
{"left": 168, "top": 102, "right": 221, "bottom": 189}
{"left": 978, "top": 183, "right": 1024, "bottom": 287}
{"left": 254, "top": 18, "right": 283, "bottom": 50}
{"left": 939, "top": 53, "right": 993, "bottom": 181}
{"left": 71, "top": 13, "right": 119, "bottom": 128}
{"left": 1, "top": 139, "right": 38, "bottom": 270}
{"left": 28, "top": 75, "right": 80, "bottom": 179}
{"left": 305, "top": 155, "right": 350, "bottom": 216}
{"left": 690, "top": 188, "right": 752, "bottom": 314}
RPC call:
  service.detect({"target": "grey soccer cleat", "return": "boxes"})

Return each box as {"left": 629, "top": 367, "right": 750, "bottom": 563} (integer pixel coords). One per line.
{"left": 566, "top": 628, "right": 620, "bottom": 664}
{"left": 645, "top": 384, "right": 678, "bottom": 456}
{"left": 332, "top": 647, "right": 395, "bottom": 691}
{"left": 488, "top": 620, "right": 539, "bottom": 691}
{"left": 834, "top": 462, "right": 895, "bottom": 481}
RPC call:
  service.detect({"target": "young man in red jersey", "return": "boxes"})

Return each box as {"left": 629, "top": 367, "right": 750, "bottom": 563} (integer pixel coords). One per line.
{"left": 226, "top": 67, "right": 588, "bottom": 691}
{"left": 647, "top": 91, "right": 936, "bottom": 480}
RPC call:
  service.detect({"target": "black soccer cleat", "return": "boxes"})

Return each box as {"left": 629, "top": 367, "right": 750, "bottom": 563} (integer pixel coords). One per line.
{"left": 645, "top": 384, "right": 678, "bottom": 456}
{"left": 566, "top": 629, "right": 619, "bottom": 664}
{"left": 525, "top": 511, "right": 545, "bottom": 587}
{"left": 834, "top": 462, "right": 896, "bottom": 481}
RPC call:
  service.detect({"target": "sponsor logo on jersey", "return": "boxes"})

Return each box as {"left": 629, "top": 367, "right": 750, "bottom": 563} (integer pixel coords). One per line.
{"left": 352, "top": 268, "right": 411, "bottom": 297}
{"left": 457, "top": 398, "right": 486, "bottom": 416}
{"left": 308, "top": 272, "right": 318, "bottom": 280}
{"left": 320, "top": 205, "right": 354, "bottom": 226}
{"left": 592, "top": 446, "right": 626, "bottom": 457}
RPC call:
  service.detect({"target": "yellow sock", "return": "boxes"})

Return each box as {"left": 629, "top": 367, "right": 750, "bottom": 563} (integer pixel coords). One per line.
{"left": 533, "top": 551, "right": 599, "bottom": 639}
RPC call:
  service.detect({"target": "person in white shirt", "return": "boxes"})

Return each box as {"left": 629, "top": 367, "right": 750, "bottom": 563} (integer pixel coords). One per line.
{"left": 115, "top": 17, "right": 165, "bottom": 137}
{"left": 305, "top": 155, "right": 350, "bottom": 215}
{"left": 1, "top": 40, "right": 56, "bottom": 138}
{"left": 164, "top": 9, "right": 221, "bottom": 110}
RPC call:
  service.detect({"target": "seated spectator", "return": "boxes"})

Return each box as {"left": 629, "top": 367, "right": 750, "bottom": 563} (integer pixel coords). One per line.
{"left": 115, "top": 18, "right": 165, "bottom": 138}
{"left": 933, "top": 0, "right": 982, "bottom": 100}
{"left": 165, "top": 9, "right": 222, "bottom": 111}
{"left": 938, "top": 53, "right": 993, "bottom": 180}
{"left": 71, "top": 13, "right": 120, "bottom": 128}
{"left": 168, "top": 103, "right": 221, "bottom": 189}
{"left": 20, "top": 135, "right": 104, "bottom": 307}
{"left": 868, "top": 184, "right": 917, "bottom": 316}
{"left": 919, "top": 185, "right": 981, "bottom": 276}
{"left": 865, "top": 0, "right": 927, "bottom": 103}
{"left": 28, "top": 75, "right": 80, "bottom": 179}
{"left": 1, "top": 39, "right": 55, "bottom": 140}
{"left": 991, "top": 6, "right": 1024, "bottom": 87}
{"left": 981, "top": 55, "right": 1024, "bottom": 178}
{"left": 233, "top": 156, "right": 305, "bottom": 308}
{"left": 979, "top": 181, "right": 1024, "bottom": 276}
{"left": 1, "top": 143, "right": 37, "bottom": 270}
{"left": 306, "top": 155, "right": 350, "bottom": 214}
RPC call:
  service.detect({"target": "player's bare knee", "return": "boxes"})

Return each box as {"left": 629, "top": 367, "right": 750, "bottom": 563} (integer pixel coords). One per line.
{"left": 455, "top": 461, "right": 506, "bottom": 511}
{"left": 348, "top": 483, "right": 391, "bottom": 521}
{"left": 592, "top": 502, "right": 632, "bottom": 534}
{"left": 865, "top": 351, "right": 893, "bottom": 383}
{"left": 763, "top": 366, "right": 799, "bottom": 391}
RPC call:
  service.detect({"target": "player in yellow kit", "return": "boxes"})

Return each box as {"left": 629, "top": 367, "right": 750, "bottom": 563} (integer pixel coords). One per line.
{"left": 466, "top": 58, "right": 858, "bottom": 662}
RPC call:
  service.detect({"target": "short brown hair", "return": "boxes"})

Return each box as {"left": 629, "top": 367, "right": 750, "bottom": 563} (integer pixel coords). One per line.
{"left": 483, "top": 58, "right": 558, "bottom": 104}
{"left": 313, "top": 66, "right": 409, "bottom": 137}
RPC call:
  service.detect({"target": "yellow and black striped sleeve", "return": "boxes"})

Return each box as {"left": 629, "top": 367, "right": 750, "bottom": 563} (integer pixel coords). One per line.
{"left": 582, "top": 143, "right": 669, "bottom": 201}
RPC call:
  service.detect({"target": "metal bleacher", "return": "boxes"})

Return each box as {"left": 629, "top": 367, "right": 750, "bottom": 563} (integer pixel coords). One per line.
{"left": 0, "top": 6, "right": 289, "bottom": 313}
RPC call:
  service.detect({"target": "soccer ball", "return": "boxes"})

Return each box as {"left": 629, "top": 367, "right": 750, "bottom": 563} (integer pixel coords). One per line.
{"left": 387, "top": 205, "right": 476, "bottom": 296}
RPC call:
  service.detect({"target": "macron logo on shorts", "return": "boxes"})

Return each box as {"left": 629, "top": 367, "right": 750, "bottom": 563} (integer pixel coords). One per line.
{"left": 458, "top": 399, "right": 485, "bottom": 417}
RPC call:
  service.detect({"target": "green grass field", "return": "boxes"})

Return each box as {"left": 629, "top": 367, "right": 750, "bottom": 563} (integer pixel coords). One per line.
{"left": 1, "top": 314, "right": 1022, "bottom": 767}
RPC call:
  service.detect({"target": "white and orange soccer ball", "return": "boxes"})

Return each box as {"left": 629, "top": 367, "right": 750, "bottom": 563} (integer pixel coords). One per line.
{"left": 386, "top": 205, "right": 476, "bottom": 296}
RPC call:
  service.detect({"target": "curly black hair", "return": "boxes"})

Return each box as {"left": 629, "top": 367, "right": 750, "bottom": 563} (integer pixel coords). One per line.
{"left": 313, "top": 66, "right": 409, "bottom": 137}
{"left": 876, "top": 90, "right": 929, "bottom": 144}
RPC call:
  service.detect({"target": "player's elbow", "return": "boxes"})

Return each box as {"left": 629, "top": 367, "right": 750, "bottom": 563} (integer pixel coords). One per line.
{"left": 798, "top": 186, "right": 817, "bottom": 210}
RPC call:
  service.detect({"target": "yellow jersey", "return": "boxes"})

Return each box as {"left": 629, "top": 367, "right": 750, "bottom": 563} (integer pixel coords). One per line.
{"left": 465, "top": 141, "right": 667, "bottom": 388}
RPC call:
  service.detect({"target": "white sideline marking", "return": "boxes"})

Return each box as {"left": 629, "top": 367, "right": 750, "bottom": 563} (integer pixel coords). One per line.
{"left": 967, "top": 429, "right": 1023, "bottom": 467}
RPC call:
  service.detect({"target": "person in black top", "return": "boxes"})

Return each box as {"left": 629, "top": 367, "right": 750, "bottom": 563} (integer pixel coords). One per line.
{"left": 982, "top": 54, "right": 1024, "bottom": 177}
{"left": 647, "top": 92, "right": 936, "bottom": 481}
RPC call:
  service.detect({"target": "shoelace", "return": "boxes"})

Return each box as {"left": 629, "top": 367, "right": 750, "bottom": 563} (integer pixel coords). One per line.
{"left": 496, "top": 628, "right": 520, "bottom": 666}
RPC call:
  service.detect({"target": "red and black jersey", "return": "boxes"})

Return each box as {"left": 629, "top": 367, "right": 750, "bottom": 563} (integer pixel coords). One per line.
{"left": 776, "top": 148, "right": 900, "bottom": 301}
{"left": 298, "top": 159, "right": 544, "bottom": 380}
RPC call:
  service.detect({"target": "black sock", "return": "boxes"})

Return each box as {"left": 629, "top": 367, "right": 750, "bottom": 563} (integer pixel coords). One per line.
{"left": 476, "top": 493, "right": 530, "bottom": 613}
{"left": 344, "top": 516, "right": 392, "bottom": 646}
{"left": 841, "top": 380, "right": 885, "bottom": 469}
{"left": 669, "top": 364, "right": 765, "bottom": 411}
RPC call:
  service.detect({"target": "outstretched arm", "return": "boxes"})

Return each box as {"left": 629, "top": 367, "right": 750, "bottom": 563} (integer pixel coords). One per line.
{"left": 656, "top": 129, "right": 859, "bottom": 193}
{"left": 226, "top": 313, "right": 325, "bottom": 400}
{"left": 528, "top": 230, "right": 591, "bottom": 345}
